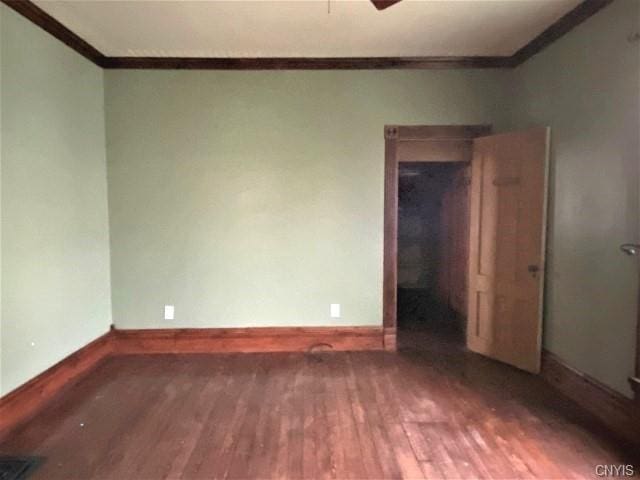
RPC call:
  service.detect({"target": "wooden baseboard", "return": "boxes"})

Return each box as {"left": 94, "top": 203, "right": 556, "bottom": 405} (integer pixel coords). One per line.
{"left": 629, "top": 376, "right": 640, "bottom": 399}
{"left": 113, "top": 326, "right": 384, "bottom": 354}
{"left": 0, "top": 325, "right": 383, "bottom": 439}
{"left": 383, "top": 327, "right": 397, "bottom": 351}
{"left": 2, "top": 329, "right": 636, "bottom": 447}
{"left": 0, "top": 331, "right": 114, "bottom": 440}
{"left": 540, "top": 349, "right": 640, "bottom": 447}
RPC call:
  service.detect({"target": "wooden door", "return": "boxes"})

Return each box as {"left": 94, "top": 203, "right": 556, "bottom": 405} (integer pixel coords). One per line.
{"left": 467, "top": 128, "right": 550, "bottom": 373}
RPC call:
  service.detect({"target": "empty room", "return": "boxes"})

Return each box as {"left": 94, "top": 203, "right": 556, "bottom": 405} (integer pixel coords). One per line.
{"left": 0, "top": 0, "right": 639, "bottom": 479}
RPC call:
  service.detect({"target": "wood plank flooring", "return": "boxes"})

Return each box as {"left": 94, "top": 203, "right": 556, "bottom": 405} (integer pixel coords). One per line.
{"left": 1, "top": 329, "right": 638, "bottom": 479}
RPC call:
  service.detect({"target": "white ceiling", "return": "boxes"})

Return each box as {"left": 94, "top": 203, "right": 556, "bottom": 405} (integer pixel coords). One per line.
{"left": 34, "top": 0, "right": 582, "bottom": 58}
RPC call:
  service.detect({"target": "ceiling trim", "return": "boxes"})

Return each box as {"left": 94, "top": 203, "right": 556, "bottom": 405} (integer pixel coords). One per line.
{"left": 511, "top": 0, "right": 613, "bottom": 66}
{"left": 100, "top": 56, "right": 511, "bottom": 70}
{"left": 1, "top": 0, "right": 614, "bottom": 70}
{"left": 2, "top": 0, "right": 106, "bottom": 66}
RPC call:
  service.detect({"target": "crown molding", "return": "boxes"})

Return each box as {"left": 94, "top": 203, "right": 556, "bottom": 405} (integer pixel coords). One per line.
{"left": 2, "top": 0, "right": 107, "bottom": 66}
{"left": 510, "top": 0, "right": 614, "bottom": 66}
{"left": 100, "top": 56, "right": 510, "bottom": 70}
{"left": 0, "top": 0, "right": 615, "bottom": 70}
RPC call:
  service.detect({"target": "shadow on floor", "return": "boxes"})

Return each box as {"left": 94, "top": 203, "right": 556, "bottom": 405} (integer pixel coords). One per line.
{"left": 397, "top": 287, "right": 465, "bottom": 348}
{"left": 396, "top": 288, "right": 640, "bottom": 469}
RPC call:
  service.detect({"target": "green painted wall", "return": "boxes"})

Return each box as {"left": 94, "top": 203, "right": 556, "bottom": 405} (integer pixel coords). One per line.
{"left": 0, "top": 5, "right": 112, "bottom": 395}
{"left": 0, "top": 4, "right": 3, "bottom": 394}
{"left": 510, "top": 0, "right": 640, "bottom": 396}
{"left": 1, "top": 0, "right": 637, "bottom": 401}
{"left": 105, "top": 70, "right": 510, "bottom": 330}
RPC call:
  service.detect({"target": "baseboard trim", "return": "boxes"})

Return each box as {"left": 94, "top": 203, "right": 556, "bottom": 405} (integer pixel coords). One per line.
{"left": 540, "top": 349, "right": 640, "bottom": 447}
{"left": 0, "top": 331, "right": 114, "bottom": 440}
{"left": 2, "top": 331, "right": 636, "bottom": 445}
{"left": 113, "top": 326, "right": 384, "bottom": 354}
{"left": 629, "top": 376, "right": 640, "bottom": 398}
{"left": 383, "top": 327, "right": 397, "bottom": 351}
{"left": 0, "top": 325, "right": 383, "bottom": 439}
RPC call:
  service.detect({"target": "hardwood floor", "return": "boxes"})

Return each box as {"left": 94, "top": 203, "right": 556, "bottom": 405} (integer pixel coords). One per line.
{"left": 1, "top": 328, "right": 637, "bottom": 479}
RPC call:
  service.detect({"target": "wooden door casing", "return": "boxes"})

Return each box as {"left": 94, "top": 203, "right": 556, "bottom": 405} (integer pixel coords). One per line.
{"left": 383, "top": 125, "right": 492, "bottom": 350}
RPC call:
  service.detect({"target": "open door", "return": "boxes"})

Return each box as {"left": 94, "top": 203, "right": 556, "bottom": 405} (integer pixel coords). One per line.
{"left": 467, "top": 128, "right": 550, "bottom": 373}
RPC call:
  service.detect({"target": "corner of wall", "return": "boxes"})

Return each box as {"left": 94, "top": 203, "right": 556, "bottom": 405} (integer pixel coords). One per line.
{"left": 0, "top": 4, "right": 113, "bottom": 396}
{"left": 506, "top": 0, "right": 639, "bottom": 397}
{"left": 99, "top": 66, "right": 114, "bottom": 334}
{"left": 0, "top": 3, "right": 4, "bottom": 396}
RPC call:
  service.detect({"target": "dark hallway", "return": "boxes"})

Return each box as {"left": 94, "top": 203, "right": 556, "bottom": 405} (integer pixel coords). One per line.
{"left": 396, "top": 162, "right": 470, "bottom": 347}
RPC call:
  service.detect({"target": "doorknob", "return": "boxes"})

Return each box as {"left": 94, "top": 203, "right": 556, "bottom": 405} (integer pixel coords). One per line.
{"left": 527, "top": 265, "right": 540, "bottom": 278}
{"left": 620, "top": 244, "right": 640, "bottom": 256}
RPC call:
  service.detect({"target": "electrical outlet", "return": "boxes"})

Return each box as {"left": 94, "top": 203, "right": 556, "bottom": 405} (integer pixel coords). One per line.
{"left": 164, "top": 305, "right": 175, "bottom": 320}
{"left": 330, "top": 304, "right": 341, "bottom": 318}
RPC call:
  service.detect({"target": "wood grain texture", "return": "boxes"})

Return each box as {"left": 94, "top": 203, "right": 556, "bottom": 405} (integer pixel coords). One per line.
{"left": 396, "top": 139, "right": 472, "bottom": 163}
{"left": 397, "top": 125, "right": 492, "bottom": 140}
{"left": 113, "top": 326, "right": 384, "bottom": 354}
{"left": 383, "top": 125, "right": 491, "bottom": 337}
{"left": 383, "top": 127, "right": 399, "bottom": 331}
{"left": 541, "top": 349, "right": 640, "bottom": 448}
{"left": 0, "top": 326, "right": 382, "bottom": 439}
{"left": 383, "top": 327, "right": 397, "bottom": 351}
{"left": 0, "top": 0, "right": 106, "bottom": 65}
{"left": 0, "top": 329, "right": 637, "bottom": 479}
{"left": 100, "top": 56, "right": 510, "bottom": 70}
{"left": 0, "top": 331, "right": 114, "bottom": 441}
{"left": 467, "top": 128, "right": 549, "bottom": 374}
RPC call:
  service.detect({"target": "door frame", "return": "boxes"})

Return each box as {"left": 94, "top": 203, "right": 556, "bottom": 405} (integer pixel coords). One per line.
{"left": 382, "top": 124, "right": 492, "bottom": 351}
{"left": 632, "top": 271, "right": 640, "bottom": 401}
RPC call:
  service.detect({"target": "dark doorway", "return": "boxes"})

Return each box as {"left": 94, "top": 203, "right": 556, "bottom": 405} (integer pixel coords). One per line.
{"left": 396, "top": 162, "right": 469, "bottom": 346}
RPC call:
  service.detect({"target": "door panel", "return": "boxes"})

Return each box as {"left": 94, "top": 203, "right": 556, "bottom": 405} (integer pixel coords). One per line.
{"left": 467, "top": 128, "right": 550, "bottom": 373}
